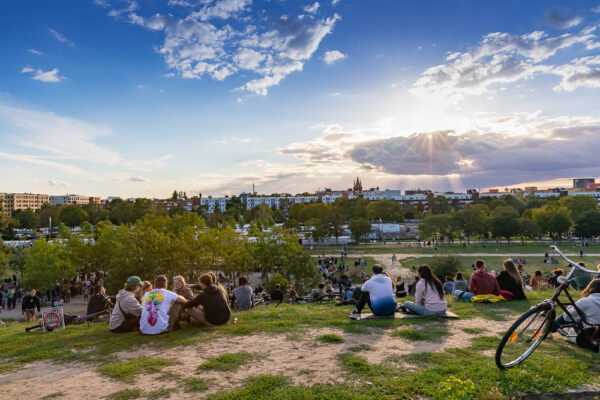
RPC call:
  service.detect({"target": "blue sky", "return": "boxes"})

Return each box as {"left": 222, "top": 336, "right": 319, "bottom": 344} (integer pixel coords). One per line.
{"left": 1, "top": 0, "right": 600, "bottom": 198}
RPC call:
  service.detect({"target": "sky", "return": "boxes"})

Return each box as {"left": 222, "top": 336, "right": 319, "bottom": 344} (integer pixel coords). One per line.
{"left": 1, "top": 0, "right": 600, "bottom": 198}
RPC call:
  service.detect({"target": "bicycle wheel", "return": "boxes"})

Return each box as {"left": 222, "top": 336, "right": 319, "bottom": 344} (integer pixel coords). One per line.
{"left": 495, "top": 305, "right": 554, "bottom": 369}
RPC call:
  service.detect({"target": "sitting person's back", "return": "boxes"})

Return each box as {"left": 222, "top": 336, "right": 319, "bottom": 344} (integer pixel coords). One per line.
{"left": 574, "top": 263, "right": 593, "bottom": 290}
{"left": 529, "top": 271, "right": 544, "bottom": 290}
{"left": 453, "top": 273, "right": 468, "bottom": 292}
{"left": 141, "top": 275, "right": 187, "bottom": 335}
{"left": 443, "top": 276, "right": 454, "bottom": 295}
{"left": 311, "top": 282, "right": 326, "bottom": 298}
{"left": 232, "top": 277, "right": 253, "bottom": 310}
{"left": 185, "top": 275, "right": 231, "bottom": 326}
{"left": 356, "top": 265, "right": 396, "bottom": 316}
{"left": 469, "top": 261, "right": 500, "bottom": 295}
{"left": 496, "top": 260, "right": 526, "bottom": 300}
{"left": 270, "top": 284, "right": 284, "bottom": 303}
{"left": 402, "top": 265, "right": 447, "bottom": 315}
{"left": 87, "top": 285, "right": 109, "bottom": 315}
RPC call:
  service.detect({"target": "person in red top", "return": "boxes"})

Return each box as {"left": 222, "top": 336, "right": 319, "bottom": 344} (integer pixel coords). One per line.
{"left": 454, "top": 260, "right": 499, "bottom": 302}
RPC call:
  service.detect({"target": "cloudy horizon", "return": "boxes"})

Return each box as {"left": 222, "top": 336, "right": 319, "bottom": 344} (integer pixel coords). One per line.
{"left": 1, "top": 1, "right": 600, "bottom": 198}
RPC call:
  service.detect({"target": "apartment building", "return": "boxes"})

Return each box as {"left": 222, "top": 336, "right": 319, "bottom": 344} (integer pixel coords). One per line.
{"left": 1, "top": 193, "right": 50, "bottom": 215}
{"left": 201, "top": 197, "right": 229, "bottom": 213}
{"left": 50, "top": 194, "right": 91, "bottom": 206}
{"left": 244, "top": 195, "right": 319, "bottom": 211}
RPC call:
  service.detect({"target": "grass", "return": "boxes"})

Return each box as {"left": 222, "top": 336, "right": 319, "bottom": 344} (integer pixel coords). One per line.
{"left": 146, "top": 388, "right": 178, "bottom": 399}
{"left": 317, "top": 334, "right": 344, "bottom": 343}
{"left": 347, "top": 344, "right": 373, "bottom": 352}
{"left": 183, "top": 377, "right": 210, "bottom": 392}
{"left": 40, "top": 393, "right": 66, "bottom": 400}
{"left": 97, "top": 357, "right": 177, "bottom": 382}
{"left": 197, "top": 352, "right": 255, "bottom": 371}
{"left": 462, "top": 327, "right": 485, "bottom": 334}
{"left": 391, "top": 326, "right": 451, "bottom": 342}
{"left": 105, "top": 389, "right": 144, "bottom": 400}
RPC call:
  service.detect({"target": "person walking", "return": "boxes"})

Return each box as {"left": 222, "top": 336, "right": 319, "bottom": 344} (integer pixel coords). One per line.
{"left": 22, "top": 289, "right": 41, "bottom": 323}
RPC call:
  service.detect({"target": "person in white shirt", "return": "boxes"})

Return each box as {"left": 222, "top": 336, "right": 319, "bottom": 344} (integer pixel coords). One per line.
{"left": 350, "top": 265, "right": 397, "bottom": 319}
{"left": 140, "top": 275, "right": 187, "bottom": 335}
{"left": 551, "top": 279, "right": 600, "bottom": 335}
{"left": 401, "top": 265, "right": 447, "bottom": 316}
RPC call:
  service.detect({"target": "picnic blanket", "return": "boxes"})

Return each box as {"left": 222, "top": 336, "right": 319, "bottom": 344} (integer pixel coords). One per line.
{"left": 471, "top": 294, "right": 506, "bottom": 303}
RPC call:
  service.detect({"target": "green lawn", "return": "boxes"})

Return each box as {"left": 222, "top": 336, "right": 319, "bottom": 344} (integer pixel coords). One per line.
{"left": 1, "top": 290, "right": 598, "bottom": 399}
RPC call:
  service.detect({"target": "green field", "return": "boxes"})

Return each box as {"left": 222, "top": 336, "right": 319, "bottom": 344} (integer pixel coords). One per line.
{"left": 2, "top": 289, "right": 600, "bottom": 399}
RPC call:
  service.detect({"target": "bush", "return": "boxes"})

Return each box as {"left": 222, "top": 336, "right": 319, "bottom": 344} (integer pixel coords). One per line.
{"left": 264, "top": 273, "right": 290, "bottom": 294}
{"left": 428, "top": 256, "right": 464, "bottom": 281}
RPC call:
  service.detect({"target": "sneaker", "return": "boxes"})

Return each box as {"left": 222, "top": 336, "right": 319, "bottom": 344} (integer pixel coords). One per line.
{"left": 350, "top": 310, "right": 361, "bottom": 320}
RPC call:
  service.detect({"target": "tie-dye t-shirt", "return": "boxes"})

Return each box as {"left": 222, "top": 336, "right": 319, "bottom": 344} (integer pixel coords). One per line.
{"left": 140, "top": 289, "right": 179, "bottom": 335}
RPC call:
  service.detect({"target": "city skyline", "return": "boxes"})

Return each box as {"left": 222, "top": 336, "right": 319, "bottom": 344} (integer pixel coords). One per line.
{"left": 2, "top": 1, "right": 600, "bottom": 198}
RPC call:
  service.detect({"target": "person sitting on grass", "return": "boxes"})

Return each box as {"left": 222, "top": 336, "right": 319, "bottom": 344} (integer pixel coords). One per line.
{"left": 87, "top": 284, "right": 110, "bottom": 320}
{"left": 550, "top": 279, "right": 600, "bottom": 347}
{"left": 140, "top": 281, "right": 153, "bottom": 302}
{"left": 529, "top": 271, "right": 544, "bottom": 291}
{"left": 173, "top": 275, "right": 194, "bottom": 300}
{"left": 140, "top": 275, "right": 187, "bottom": 335}
{"left": 548, "top": 269, "right": 564, "bottom": 288}
{"left": 453, "top": 272, "right": 468, "bottom": 292}
{"left": 184, "top": 273, "right": 231, "bottom": 326}
{"left": 395, "top": 276, "right": 407, "bottom": 298}
{"left": 311, "top": 282, "right": 326, "bottom": 299}
{"left": 454, "top": 260, "right": 500, "bottom": 302}
{"left": 338, "top": 274, "right": 352, "bottom": 294}
{"left": 573, "top": 262, "right": 593, "bottom": 291}
{"left": 232, "top": 276, "right": 253, "bottom": 310}
{"left": 286, "top": 284, "right": 298, "bottom": 303}
{"left": 110, "top": 276, "right": 144, "bottom": 333}
{"left": 443, "top": 276, "right": 454, "bottom": 295}
{"left": 496, "top": 260, "right": 526, "bottom": 300}
{"left": 350, "top": 265, "right": 397, "bottom": 319}
{"left": 401, "top": 265, "right": 447, "bottom": 316}
{"left": 270, "top": 283, "right": 284, "bottom": 303}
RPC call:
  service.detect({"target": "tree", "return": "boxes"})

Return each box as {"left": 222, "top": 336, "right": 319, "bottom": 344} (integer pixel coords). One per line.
{"left": 38, "top": 204, "right": 62, "bottom": 227}
{"left": 531, "top": 205, "right": 570, "bottom": 234}
{"left": 366, "top": 200, "right": 404, "bottom": 222}
{"left": 299, "top": 203, "right": 331, "bottom": 222}
{"left": 306, "top": 218, "right": 329, "bottom": 243}
{"left": 574, "top": 209, "right": 600, "bottom": 238}
{"left": 13, "top": 208, "right": 39, "bottom": 229}
{"left": 419, "top": 214, "right": 454, "bottom": 240}
{"left": 59, "top": 205, "right": 89, "bottom": 227}
{"left": 518, "top": 218, "right": 542, "bottom": 239}
{"left": 349, "top": 219, "right": 371, "bottom": 243}
{"left": 490, "top": 216, "right": 520, "bottom": 243}
{"left": 327, "top": 208, "right": 346, "bottom": 244}
{"left": 453, "top": 207, "right": 487, "bottom": 242}
{"left": 429, "top": 256, "right": 463, "bottom": 281}
{"left": 429, "top": 196, "right": 449, "bottom": 214}
{"left": 171, "top": 190, "right": 179, "bottom": 201}
{"left": 547, "top": 213, "right": 572, "bottom": 237}
{"left": 23, "top": 239, "right": 75, "bottom": 290}
{"left": 560, "top": 195, "right": 597, "bottom": 220}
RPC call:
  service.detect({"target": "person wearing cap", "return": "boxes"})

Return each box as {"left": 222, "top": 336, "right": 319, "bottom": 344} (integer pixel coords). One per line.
{"left": 109, "top": 276, "right": 144, "bottom": 333}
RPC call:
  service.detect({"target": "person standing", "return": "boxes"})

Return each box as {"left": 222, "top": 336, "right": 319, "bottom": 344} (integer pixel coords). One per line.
{"left": 22, "top": 289, "right": 41, "bottom": 323}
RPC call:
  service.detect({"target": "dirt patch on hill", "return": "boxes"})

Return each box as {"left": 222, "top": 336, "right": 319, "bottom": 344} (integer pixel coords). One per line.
{"left": 0, "top": 317, "right": 511, "bottom": 399}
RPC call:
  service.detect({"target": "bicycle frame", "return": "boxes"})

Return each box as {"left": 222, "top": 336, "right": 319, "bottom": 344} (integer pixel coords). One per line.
{"left": 540, "top": 246, "right": 600, "bottom": 340}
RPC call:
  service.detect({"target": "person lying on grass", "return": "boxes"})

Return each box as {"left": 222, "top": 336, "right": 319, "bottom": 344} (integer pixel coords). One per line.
{"left": 110, "top": 276, "right": 143, "bottom": 333}
{"left": 350, "top": 264, "right": 397, "bottom": 319}
{"left": 184, "top": 273, "right": 231, "bottom": 327}
{"left": 454, "top": 260, "right": 500, "bottom": 302}
{"left": 140, "top": 275, "right": 187, "bottom": 335}
{"left": 401, "top": 265, "right": 447, "bottom": 317}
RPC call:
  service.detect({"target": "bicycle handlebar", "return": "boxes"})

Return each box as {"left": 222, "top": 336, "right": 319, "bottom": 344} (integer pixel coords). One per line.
{"left": 550, "top": 245, "right": 599, "bottom": 274}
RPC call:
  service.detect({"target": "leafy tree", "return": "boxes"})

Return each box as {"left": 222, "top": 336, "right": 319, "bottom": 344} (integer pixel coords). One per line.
{"left": 429, "top": 196, "right": 449, "bottom": 214}
{"left": 574, "top": 209, "right": 600, "bottom": 238}
{"left": 349, "top": 219, "right": 371, "bottom": 243}
{"left": 245, "top": 204, "right": 274, "bottom": 222}
{"left": 531, "top": 205, "right": 570, "bottom": 234}
{"left": 404, "top": 205, "right": 419, "bottom": 219}
{"left": 453, "top": 207, "right": 487, "bottom": 242}
{"left": 23, "top": 239, "right": 75, "bottom": 290}
{"left": 168, "top": 205, "right": 187, "bottom": 217}
{"left": 560, "top": 195, "right": 597, "bottom": 220}
{"left": 59, "top": 205, "right": 89, "bottom": 227}
{"left": 491, "top": 206, "right": 520, "bottom": 219}
{"left": 38, "top": 204, "right": 63, "bottom": 227}
{"left": 547, "top": 213, "right": 572, "bottom": 237}
{"left": 327, "top": 208, "right": 346, "bottom": 244}
{"left": 288, "top": 203, "right": 305, "bottom": 222}
{"left": 81, "top": 204, "right": 110, "bottom": 224}
{"left": 366, "top": 200, "right": 404, "bottom": 222}
{"left": 419, "top": 214, "right": 454, "bottom": 240}
{"left": 332, "top": 198, "right": 368, "bottom": 221}
{"left": 171, "top": 190, "right": 179, "bottom": 201}
{"left": 13, "top": 208, "right": 39, "bottom": 229}
{"left": 306, "top": 218, "right": 329, "bottom": 243}
{"left": 429, "top": 255, "right": 464, "bottom": 281}
{"left": 490, "top": 216, "right": 520, "bottom": 243}
{"left": 518, "top": 219, "right": 542, "bottom": 239}
{"left": 299, "top": 203, "right": 331, "bottom": 222}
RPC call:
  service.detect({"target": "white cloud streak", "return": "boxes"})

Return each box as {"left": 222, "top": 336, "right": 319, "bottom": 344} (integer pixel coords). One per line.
{"left": 48, "top": 28, "right": 74, "bottom": 46}
{"left": 21, "top": 66, "right": 64, "bottom": 82}
{"left": 323, "top": 49, "right": 346, "bottom": 64}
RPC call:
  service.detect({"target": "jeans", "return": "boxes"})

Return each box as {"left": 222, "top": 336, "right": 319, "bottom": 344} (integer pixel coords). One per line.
{"left": 403, "top": 301, "right": 447, "bottom": 317}
{"left": 355, "top": 291, "right": 397, "bottom": 316}
{"left": 111, "top": 316, "right": 140, "bottom": 333}
{"left": 454, "top": 290, "right": 475, "bottom": 302}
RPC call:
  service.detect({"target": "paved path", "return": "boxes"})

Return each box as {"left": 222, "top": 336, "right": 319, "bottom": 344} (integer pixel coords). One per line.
{"left": 0, "top": 296, "right": 88, "bottom": 321}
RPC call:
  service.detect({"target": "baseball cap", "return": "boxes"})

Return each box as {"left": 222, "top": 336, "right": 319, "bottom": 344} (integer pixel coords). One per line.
{"left": 126, "top": 276, "right": 142, "bottom": 286}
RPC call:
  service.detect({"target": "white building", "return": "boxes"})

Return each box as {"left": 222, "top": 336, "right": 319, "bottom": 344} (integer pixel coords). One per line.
{"left": 244, "top": 195, "right": 319, "bottom": 210}
{"left": 50, "top": 194, "right": 90, "bottom": 206}
{"left": 201, "top": 197, "right": 229, "bottom": 213}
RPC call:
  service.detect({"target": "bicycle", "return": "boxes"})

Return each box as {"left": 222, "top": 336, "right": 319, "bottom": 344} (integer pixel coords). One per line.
{"left": 495, "top": 245, "right": 600, "bottom": 369}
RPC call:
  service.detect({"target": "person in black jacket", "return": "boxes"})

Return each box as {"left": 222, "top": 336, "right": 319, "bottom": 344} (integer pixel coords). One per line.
{"left": 22, "top": 289, "right": 41, "bottom": 322}
{"left": 184, "top": 274, "right": 231, "bottom": 326}
{"left": 496, "top": 260, "right": 526, "bottom": 300}
{"left": 87, "top": 285, "right": 110, "bottom": 320}
{"left": 269, "top": 284, "right": 284, "bottom": 303}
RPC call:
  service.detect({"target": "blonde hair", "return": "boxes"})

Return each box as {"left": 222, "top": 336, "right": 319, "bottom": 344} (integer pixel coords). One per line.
{"left": 174, "top": 275, "right": 186, "bottom": 286}
{"left": 142, "top": 281, "right": 152, "bottom": 291}
{"left": 503, "top": 260, "right": 522, "bottom": 285}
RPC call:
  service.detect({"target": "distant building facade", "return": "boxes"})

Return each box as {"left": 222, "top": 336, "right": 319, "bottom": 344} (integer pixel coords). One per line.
{"left": 574, "top": 178, "right": 595, "bottom": 189}
{"left": 1, "top": 193, "right": 50, "bottom": 215}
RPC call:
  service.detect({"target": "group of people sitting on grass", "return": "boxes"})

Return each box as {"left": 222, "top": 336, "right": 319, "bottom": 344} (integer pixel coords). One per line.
{"left": 109, "top": 273, "right": 231, "bottom": 335}
{"left": 453, "top": 259, "right": 526, "bottom": 302}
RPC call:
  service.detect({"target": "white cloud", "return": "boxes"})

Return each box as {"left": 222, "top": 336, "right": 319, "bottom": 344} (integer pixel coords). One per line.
{"left": 593, "top": 5, "right": 600, "bottom": 13}
{"left": 0, "top": 151, "right": 86, "bottom": 175}
{"left": 323, "top": 49, "right": 346, "bottom": 64}
{"left": 27, "top": 49, "right": 42, "bottom": 55}
{"left": 129, "top": 176, "right": 149, "bottom": 182}
{"left": 118, "top": 3, "right": 340, "bottom": 95}
{"left": 93, "top": 0, "right": 111, "bottom": 7}
{"left": 48, "top": 28, "right": 74, "bottom": 46}
{"left": 48, "top": 179, "right": 72, "bottom": 186}
{"left": 332, "top": 0, "right": 341, "bottom": 5}
{"left": 21, "top": 66, "right": 64, "bottom": 82}
{"left": 304, "top": 2, "right": 320, "bottom": 14}
{"left": 137, "top": 84, "right": 145, "bottom": 89}
{"left": 411, "top": 26, "right": 597, "bottom": 102}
